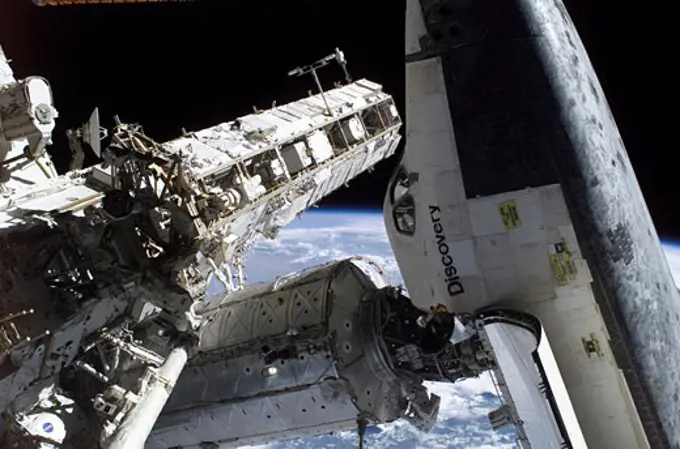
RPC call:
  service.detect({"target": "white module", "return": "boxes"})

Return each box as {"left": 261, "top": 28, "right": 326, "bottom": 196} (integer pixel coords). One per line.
{"left": 148, "top": 257, "right": 446, "bottom": 448}
{"left": 280, "top": 141, "right": 312, "bottom": 174}
{"left": 306, "top": 130, "right": 334, "bottom": 164}
{"left": 0, "top": 47, "right": 59, "bottom": 190}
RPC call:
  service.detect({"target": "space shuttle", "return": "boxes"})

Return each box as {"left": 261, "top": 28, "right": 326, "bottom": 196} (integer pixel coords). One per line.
{"left": 2, "top": 1, "right": 679, "bottom": 447}
{"left": 385, "top": 0, "right": 680, "bottom": 448}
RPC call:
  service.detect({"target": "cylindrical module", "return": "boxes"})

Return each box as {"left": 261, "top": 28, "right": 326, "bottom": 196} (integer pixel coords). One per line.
{"left": 147, "top": 257, "right": 461, "bottom": 449}
{"left": 520, "top": 1, "right": 680, "bottom": 447}
{"left": 147, "top": 258, "right": 409, "bottom": 449}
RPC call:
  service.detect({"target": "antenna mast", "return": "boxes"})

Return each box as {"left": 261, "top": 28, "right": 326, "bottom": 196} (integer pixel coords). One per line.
{"left": 287, "top": 48, "right": 352, "bottom": 117}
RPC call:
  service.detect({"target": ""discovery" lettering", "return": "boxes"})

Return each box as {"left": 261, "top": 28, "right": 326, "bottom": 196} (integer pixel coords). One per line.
{"left": 429, "top": 205, "right": 464, "bottom": 296}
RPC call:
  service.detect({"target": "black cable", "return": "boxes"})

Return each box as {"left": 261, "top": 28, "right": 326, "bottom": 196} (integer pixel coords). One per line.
{"left": 356, "top": 416, "right": 367, "bottom": 449}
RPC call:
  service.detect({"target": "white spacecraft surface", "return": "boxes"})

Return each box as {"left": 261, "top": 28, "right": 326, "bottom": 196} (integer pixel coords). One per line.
{"left": 2, "top": 0, "right": 679, "bottom": 447}
{"left": 386, "top": 0, "right": 680, "bottom": 448}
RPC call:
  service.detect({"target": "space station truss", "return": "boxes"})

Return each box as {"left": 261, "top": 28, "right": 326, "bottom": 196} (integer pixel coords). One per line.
{"left": 0, "top": 45, "right": 403, "bottom": 448}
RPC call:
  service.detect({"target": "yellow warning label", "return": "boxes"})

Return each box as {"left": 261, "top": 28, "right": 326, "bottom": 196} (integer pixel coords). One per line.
{"left": 498, "top": 201, "right": 522, "bottom": 230}
{"left": 581, "top": 333, "right": 604, "bottom": 359}
{"left": 549, "top": 241, "right": 578, "bottom": 285}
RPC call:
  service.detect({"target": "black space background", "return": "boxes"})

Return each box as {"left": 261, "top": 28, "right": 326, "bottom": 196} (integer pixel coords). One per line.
{"left": 0, "top": 1, "right": 676, "bottom": 237}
